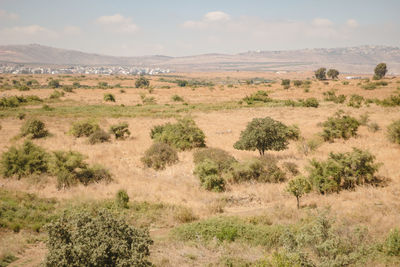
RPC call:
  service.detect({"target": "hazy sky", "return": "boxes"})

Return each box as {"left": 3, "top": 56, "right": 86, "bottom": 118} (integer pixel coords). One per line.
{"left": 0, "top": 0, "right": 399, "bottom": 56}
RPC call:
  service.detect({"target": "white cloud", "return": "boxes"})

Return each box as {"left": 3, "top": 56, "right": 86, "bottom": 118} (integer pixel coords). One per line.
{"left": 182, "top": 11, "right": 230, "bottom": 29}
{"left": 3, "top": 25, "right": 54, "bottom": 35}
{"left": 64, "top": 26, "right": 82, "bottom": 35}
{"left": 312, "top": 18, "right": 334, "bottom": 27}
{"left": 96, "top": 14, "right": 138, "bottom": 33}
{"left": 0, "top": 9, "right": 19, "bottom": 20}
{"left": 346, "top": 19, "right": 359, "bottom": 28}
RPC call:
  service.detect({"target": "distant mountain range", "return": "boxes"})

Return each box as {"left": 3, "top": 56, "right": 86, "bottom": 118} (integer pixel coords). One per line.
{"left": 0, "top": 44, "right": 399, "bottom": 73}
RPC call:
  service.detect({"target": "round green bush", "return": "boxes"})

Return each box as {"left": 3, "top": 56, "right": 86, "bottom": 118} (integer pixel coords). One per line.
{"left": 141, "top": 142, "right": 178, "bottom": 170}
{"left": 45, "top": 209, "right": 153, "bottom": 266}
{"left": 116, "top": 189, "right": 129, "bottom": 208}
{"left": 109, "top": 122, "right": 131, "bottom": 139}
{"left": 104, "top": 93, "right": 116, "bottom": 102}
{"left": 20, "top": 118, "right": 49, "bottom": 138}
{"left": 387, "top": 120, "right": 400, "bottom": 144}
{"left": 69, "top": 120, "right": 100, "bottom": 137}
{"left": 193, "top": 147, "right": 237, "bottom": 173}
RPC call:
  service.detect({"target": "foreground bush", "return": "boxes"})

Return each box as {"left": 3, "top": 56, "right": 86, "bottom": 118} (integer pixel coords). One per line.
{"left": 321, "top": 111, "right": 360, "bottom": 142}
{"left": 141, "top": 143, "right": 178, "bottom": 170}
{"left": 20, "top": 118, "right": 49, "bottom": 138}
{"left": 387, "top": 120, "right": 400, "bottom": 144}
{"left": 307, "top": 148, "right": 381, "bottom": 194}
{"left": 45, "top": 209, "right": 153, "bottom": 266}
{"left": 150, "top": 118, "right": 205, "bottom": 150}
{"left": 1, "top": 141, "right": 49, "bottom": 178}
{"left": 109, "top": 122, "right": 131, "bottom": 139}
{"left": 69, "top": 120, "right": 100, "bottom": 137}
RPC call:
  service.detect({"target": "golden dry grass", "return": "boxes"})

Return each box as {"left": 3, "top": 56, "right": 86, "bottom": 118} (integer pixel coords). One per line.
{"left": 1, "top": 72, "right": 400, "bottom": 265}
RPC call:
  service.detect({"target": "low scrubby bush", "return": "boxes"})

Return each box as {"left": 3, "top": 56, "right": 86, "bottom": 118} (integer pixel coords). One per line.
{"left": 193, "top": 148, "right": 237, "bottom": 173}
{"left": 150, "top": 118, "right": 205, "bottom": 150}
{"left": 242, "top": 90, "right": 272, "bottom": 104}
{"left": 88, "top": 129, "right": 111, "bottom": 144}
{"left": 20, "top": 118, "right": 49, "bottom": 138}
{"left": 1, "top": 141, "right": 49, "bottom": 178}
{"left": 383, "top": 228, "right": 400, "bottom": 256}
{"left": 109, "top": 122, "right": 130, "bottom": 139}
{"left": 348, "top": 94, "right": 365, "bottom": 108}
{"left": 135, "top": 76, "right": 150, "bottom": 88}
{"left": 104, "top": 93, "right": 115, "bottom": 102}
{"left": 387, "top": 120, "right": 400, "bottom": 144}
{"left": 193, "top": 159, "right": 225, "bottom": 192}
{"left": 45, "top": 209, "right": 153, "bottom": 266}
{"left": 321, "top": 111, "right": 360, "bottom": 142}
{"left": 0, "top": 95, "right": 42, "bottom": 108}
{"left": 141, "top": 142, "right": 178, "bottom": 170}
{"left": 171, "top": 94, "right": 184, "bottom": 102}
{"left": 323, "top": 90, "right": 346, "bottom": 103}
{"left": 69, "top": 120, "right": 100, "bottom": 137}
{"left": 301, "top": 97, "right": 319, "bottom": 108}
{"left": 49, "top": 90, "right": 64, "bottom": 99}
{"left": 115, "top": 189, "right": 129, "bottom": 208}
{"left": 306, "top": 148, "right": 381, "bottom": 194}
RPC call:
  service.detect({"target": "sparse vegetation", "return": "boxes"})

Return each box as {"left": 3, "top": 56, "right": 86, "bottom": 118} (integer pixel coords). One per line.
{"left": 135, "top": 76, "right": 150, "bottom": 88}
{"left": 141, "top": 142, "right": 178, "bottom": 170}
{"left": 88, "top": 129, "right": 111, "bottom": 144}
{"left": 20, "top": 118, "right": 49, "bottom": 138}
{"left": 387, "top": 120, "right": 400, "bottom": 144}
{"left": 109, "top": 122, "right": 131, "bottom": 139}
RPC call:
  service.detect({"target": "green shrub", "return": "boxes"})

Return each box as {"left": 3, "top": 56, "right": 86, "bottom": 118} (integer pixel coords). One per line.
{"left": 348, "top": 94, "right": 365, "bottom": 108}
{"left": 62, "top": 85, "right": 74, "bottom": 92}
{"left": 45, "top": 209, "right": 153, "bottom": 266}
{"left": 377, "top": 95, "right": 400, "bottom": 107}
{"left": 367, "top": 122, "right": 380, "bottom": 132}
{"left": 234, "top": 117, "right": 291, "bottom": 155}
{"left": 301, "top": 97, "right": 319, "bottom": 108}
{"left": 227, "top": 158, "right": 286, "bottom": 184}
{"left": 17, "top": 112, "right": 26, "bottom": 120}
{"left": 109, "top": 122, "right": 131, "bottom": 139}
{"left": 115, "top": 189, "right": 129, "bottom": 208}
{"left": 88, "top": 129, "right": 111, "bottom": 144}
{"left": 315, "top": 68, "right": 326, "bottom": 80}
{"left": 141, "top": 142, "right": 178, "bottom": 170}
{"left": 1, "top": 141, "right": 49, "bottom": 178}
{"left": 47, "top": 79, "right": 60, "bottom": 88}
{"left": 193, "top": 159, "right": 225, "bottom": 192}
{"left": 0, "top": 189, "right": 57, "bottom": 232}
{"left": 20, "top": 118, "right": 49, "bottom": 138}
{"left": 171, "top": 94, "right": 184, "bottom": 102}
{"left": 242, "top": 90, "right": 272, "bottom": 104}
{"left": 306, "top": 148, "right": 381, "bottom": 194}
{"left": 282, "top": 162, "right": 299, "bottom": 176}
{"left": 387, "top": 120, "right": 400, "bottom": 144}
{"left": 69, "top": 120, "right": 100, "bottom": 137}
{"left": 281, "top": 79, "right": 290, "bottom": 86}
{"left": 135, "top": 76, "right": 150, "bottom": 88}
{"left": 193, "top": 147, "right": 237, "bottom": 173}
{"left": 150, "top": 118, "right": 206, "bottom": 150}
{"left": 286, "top": 125, "right": 301, "bottom": 140}
{"left": 362, "top": 83, "right": 377, "bottom": 90}
{"left": 49, "top": 90, "right": 64, "bottom": 99}
{"left": 103, "top": 93, "right": 115, "bottom": 102}
{"left": 0, "top": 95, "right": 42, "bottom": 108}
{"left": 76, "top": 164, "right": 112, "bottom": 186}
{"left": 293, "top": 80, "right": 303, "bottom": 87}
{"left": 321, "top": 111, "right": 360, "bottom": 142}
{"left": 383, "top": 228, "right": 400, "bottom": 256}
{"left": 323, "top": 90, "right": 346, "bottom": 103}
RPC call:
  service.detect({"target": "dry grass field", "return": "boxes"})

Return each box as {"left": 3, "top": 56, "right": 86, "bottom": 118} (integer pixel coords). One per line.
{"left": 1, "top": 72, "right": 400, "bottom": 266}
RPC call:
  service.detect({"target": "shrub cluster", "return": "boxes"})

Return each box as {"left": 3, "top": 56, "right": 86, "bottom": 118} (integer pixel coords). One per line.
{"left": 242, "top": 90, "right": 272, "bottom": 104}
{"left": 321, "top": 111, "right": 360, "bottom": 142}
{"left": 20, "top": 118, "right": 49, "bottom": 138}
{"left": 103, "top": 93, "right": 116, "bottom": 102}
{"left": 348, "top": 94, "right": 365, "bottom": 108}
{"left": 109, "top": 122, "right": 131, "bottom": 139}
{"left": 141, "top": 142, "right": 179, "bottom": 170}
{"left": 300, "top": 97, "right": 319, "bottom": 108}
{"left": 135, "top": 76, "right": 150, "bottom": 88}
{"left": 150, "top": 118, "right": 206, "bottom": 150}
{"left": 49, "top": 90, "right": 64, "bottom": 99}
{"left": 45, "top": 209, "right": 153, "bottom": 266}
{"left": 323, "top": 90, "right": 346, "bottom": 104}
{"left": 0, "top": 95, "right": 42, "bottom": 108}
{"left": 88, "top": 129, "right": 111, "bottom": 144}
{"left": 306, "top": 148, "right": 381, "bottom": 194}
{"left": 387, "top": 120, "right": 400, "bottom": 144}
{"left": 69, "top": 120, "right": 100, "bottom": 137}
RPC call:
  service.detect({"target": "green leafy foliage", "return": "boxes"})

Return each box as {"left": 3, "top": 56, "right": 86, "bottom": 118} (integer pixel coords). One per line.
{"left": 45, "top": 209, "right": 153, "bottom": 266}
{"left": 88, "top": 129, "right": 111, "bottom": 144}
{"left": 135, "top": 76, "right": 150, "bottom": 88}
{"left": 374, "top": 63, "right": 387, "bottom": 79}
{"left": 103, "top": 93, "right": 116, "bottom": 102}
{"left": 387, "top": 120, "right": 400, "bottom": 144}
{"left": 315, "top": 68, "right": 326, "bottom": 80}
{"left": 1, "top": 141, "right": 49, "bottom": 178}
{"left": 0, "top": 189, "right": 57, "bottom": 232}
{"left": 327, "top": 69, "right": 339, "bottom": 79}
{"left": 323, "top": 90, "right": 346, "bottom": 103}
{"left": 286, "top": 176, "right": 311, "bottom": 208}
{"left": 242, "top": 90, "right": 272, "bottom": 104}
{"left": 306, "top": 148, "right": 381, "bottom": 194}
{"left": 193, "top": 147, "right": 237, "bottom": 173}
{"left": 301, "top": 97, "right": 319, "bottom": 108}
{"left": 281, "top": 79, "right": 290, "bottom": 86}
{"left": 47, "top": 79, "right": 60, "bottom": 88}
{"left": 383, "top": 228, "right": 400, "bottom": 256}
{"left": 150, "top": 118, "right": 205, "bottom": 150}
{"left": 115, "top": 189, "right": 130, "bottom": 208}
{"left": 109, "top": 122, "right": 131, "bottom": 139}
{"left": 20, "top": 118, "right": 49, "bottom": 138}
{"left": 321, "top": 111, "right": 360, "bottom": 142}
{"left": 193, "top": 159, "right": 225, "bottom": 192}
{"left": 49, "top": 90, "right": 64, "bottom": 99}
{"left": 141, "top": 142, "right": 178, "bottom": 170}
{"left": 171, "top": 94, "right": 184, "bottom": 102}
{"left": 348, "top": 94, "right": 365, "bottom": 108}
{"left": 234, "top": 117, "right": 293, "bottom": 155}
{"left": 69, "top": 120, "right": 100, "bottom": 137}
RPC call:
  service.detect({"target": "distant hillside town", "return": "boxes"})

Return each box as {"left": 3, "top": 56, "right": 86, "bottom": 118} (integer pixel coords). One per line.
{"left": 0, "top": 64, "right": 172, "bottom": 75}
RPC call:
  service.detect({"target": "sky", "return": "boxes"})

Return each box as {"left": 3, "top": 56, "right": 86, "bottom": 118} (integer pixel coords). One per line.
{"left": 0, "top": 0, "right": 399, "bottom": 57}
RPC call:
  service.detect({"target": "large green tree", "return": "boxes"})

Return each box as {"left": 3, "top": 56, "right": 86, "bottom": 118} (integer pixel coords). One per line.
{"left": 327, "top": 69, "right": 339, "bottom": 79}
{"left": 374, "top": 63, "right": 387, "bottom": 79}
{"left": 315, "top": 68, "right": 327, "bottom": 80}
{"left": 234, "top": 117, "right": 292, "bottom": 155}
